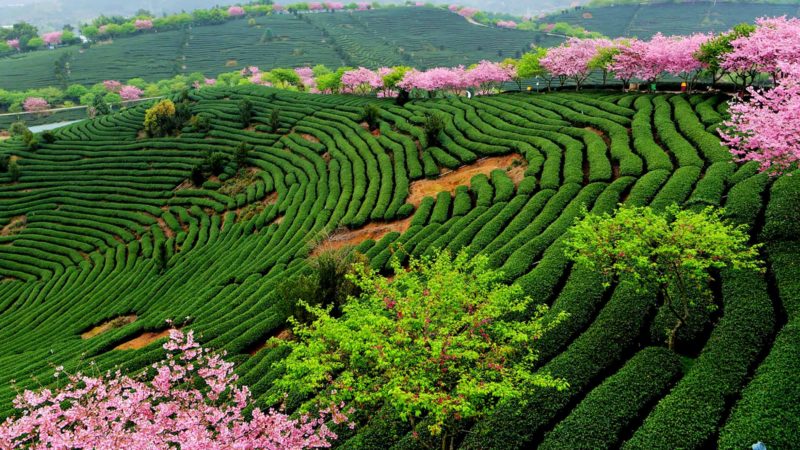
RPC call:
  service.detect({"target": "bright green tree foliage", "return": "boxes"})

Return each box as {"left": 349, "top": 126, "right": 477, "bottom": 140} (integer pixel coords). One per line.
{"left": 565, "top": 204, "right": 762, "bottom": 350}
{"left": 272, "top": 250, "right": 568, "bottom": 446}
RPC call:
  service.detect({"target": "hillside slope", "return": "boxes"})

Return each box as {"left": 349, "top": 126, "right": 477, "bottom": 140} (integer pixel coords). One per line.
{"left": 546, "top": 1, "right": 800, "bottom": 38}
{"left": 0, "top": 8, "right": 562, "bottom": 91}
{"left": 0, "top": 86, "right": 797, "bottom": 448}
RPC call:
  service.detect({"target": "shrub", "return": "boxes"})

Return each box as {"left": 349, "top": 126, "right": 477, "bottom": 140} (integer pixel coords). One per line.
{"left": 144, "top": 99, "right": 177, "bottom": 137}
{"left": 239, "top": 98, "right": 254, "bottom": 127}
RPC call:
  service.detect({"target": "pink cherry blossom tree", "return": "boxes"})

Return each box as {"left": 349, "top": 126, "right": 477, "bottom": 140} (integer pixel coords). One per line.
{"left": 103, "top": 80, "right": 123, "bottom": 93}
{"left": 342, "top": 67, "right": 383, "bottom": 95}
{"left": 6, "top": 39, "right": 20, "bottom": 50}
{"left": 228, "top": 5, "right": 246, "bottom": 17}
{"left": 309, "top": 2, "right": 324, "bottom": 11}
{"left": 448, "top": 4, "right": 459, "bottom": 12}
{"left": 722, "top": 16, "right": 800, "bottom": 87}
{"left": 356, "top": 2, "right": 371, "bottom": 10}
{"left": 720, "top": 62, "right": 800, "bottom": 174}
{"left": 466, "top": 60, "right": 513, "bottom": 93}
{"left": 134, "top": 19, "right": 154, "bottom": 30}
{"left": 663, "top": 33, "right": 712, "bottom": 91}
{"left": 0, "top": 329, "right": 351, "bottom": 449}
{"left": 120, "top": 85, "right": 144, "bottom": 101}
{"left": 324, "top": 2, "right": 344, "bottom": 11}
{"left": 457, "top": 7, "right": 479, "bottom": 19}
{"left": 496, "top": 20, "right": 517, "bottom": 29}
{"left": 23, "top": 97, "right": 49, "bottom": 113}
{"left": 541, "top": 37, "right": 612, "bottom": 90}
{"left": 42, "top": 31, "right": 63, "bottom": 46}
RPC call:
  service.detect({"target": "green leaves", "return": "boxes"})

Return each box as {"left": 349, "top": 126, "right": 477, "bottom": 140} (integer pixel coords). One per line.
{"left": 272, "top": 249, "right": 567, "bottom": 440}
{"left": 564, "top": 204, "right": 763, "bottom": 349}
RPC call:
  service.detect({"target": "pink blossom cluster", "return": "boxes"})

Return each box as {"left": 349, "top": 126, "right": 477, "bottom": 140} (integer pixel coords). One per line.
{"left": 5, "top": 39, "right": 19, "bottom": 50}
{"left": 542, "top": 38, "right": 613, "bottom": 87}
{"left": 496, "top": 20, "right": 517, "bottom": 29}
{"left": 466, "top": 60, "right": 514, "bottom": 93}
{"left": 722, "top": 63, "right": 800, "bottom": 175}
{"left": 42, "top": 31, "right": 63, "bottom": 46}
{"left": 325, "top": 2, "right": 344, "bottom": 10}
{"left": 609, "top": 33, "right": 711, "bottom": 83}
{"left": 228, "top": 5, "right": 246, "bottom": 17}
{"left": 0, "top": 329, "right": 351, "bottom": 449}
{"left": 395, "top": 62, "right": 512, "bottom": 95}
{"left": 448, "top": 4, "right": 459, "bottom": 12}
{"left": 357, "top": 2, "right": 371, "bottom": 10}
{"left": 457, "top": 7, "right": 479, "bottom": 18}
{"left": 120, "top": 85, "right": 144, "bottom": 101}
{"left": 134, "top": 19, "right": 154, "bottom": 30}
{"left": 309, "top": 2, "right": 324, "bottom": 11}
{"left": 722, "top": 16, "right": 800, "bottom": 80}
{"left": 23, "top": 97, "right": 49, "bottom": 112}
{"left": 273, "top": 4, "right": 285, "bottom": 12}
{"left": 295, "top": 67, "right": 317, "bottom": 91}
{"left": 103, "top": 79, "right": 123, "bottom": 93}
{"left": 342, "top": 67, "right": 384, "bottom": 95}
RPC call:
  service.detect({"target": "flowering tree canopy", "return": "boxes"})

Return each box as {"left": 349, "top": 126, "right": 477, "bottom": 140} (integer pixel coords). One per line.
{"left": 466, "top": 60, "right": 514, "bottom": 93}
{"left": 23, "top": 97, "right": 49, "bottom": 112}
{"left": 496, "top": 20, "right": 517, "bottom": 29}
{"left": 6, "top": 39, "right": 20, "bottom": 50}
{"left": 228, "top": 6, "right": 245, "bottom": 17}
{"left": 309, "top": 2, "right": 324, "bottom": 11}
{"left": 119, "top": 85, "right": 144, "bottom": 101}
{"left": 134, "top": 19, "right": 154, "bottom": 30}
{"left": 541, "top": 37, "right": 612, "bottom": 89}
{"left": 721, "top": 62, "right": 800, "bottom": 174}
{"left": 723, "top": 16, "right": 800, "bottom": 82}
{"left": 42, "top": 31, "right": 62, "bottom": 46}
{"left": 342, "top": 67, "right": 383, "bottom": 95}
{"left": 324, "top": 2, "right": 344, "bottom": 10}
{"left": 103, "top": 80, "right": 123, "bottom": 93}
{"left": 0, "top": 329, "right": 349, "bottom": 449}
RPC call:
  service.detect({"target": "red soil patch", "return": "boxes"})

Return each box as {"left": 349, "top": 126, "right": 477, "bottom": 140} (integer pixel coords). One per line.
{"left": 156, "top": 216, "right": 175, "bottom": 239}
{"left": 312, "top": 217, "right": 413, "bottom": 257}
{"left": 81, "top": 315, "right": 137, "bottom": 339}
{"left": 407, "top": 153, "right": 526, "bottom": 207}
{"left": 248, "top": 327, "right": 293, "bottom": 355}
{"left": 300, "top": 133, "right": 320, "bottom": 144}
{"left": 1, "top": 215, "right": 26, "bottom": 237}
{"left": 114, "top": 328, "right": 175, "bottom": 351}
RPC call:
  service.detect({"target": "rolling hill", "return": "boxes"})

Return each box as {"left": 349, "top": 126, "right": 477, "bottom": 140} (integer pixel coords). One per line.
{"left": 0, "top": 84, "right": 796, "bottom": 448}
{"left": 546, "top": 1, "right": 800, "bottom": 38}
{"left": 0, "top": 8, "right": 562, "bottom": 92}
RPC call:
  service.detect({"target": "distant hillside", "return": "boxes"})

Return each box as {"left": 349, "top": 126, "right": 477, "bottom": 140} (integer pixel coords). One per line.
{"left": 544, "top": 1, "right": 800, "bottom": 38}
{"left": 0, "top": 7, "right": 562, "bottom": 91}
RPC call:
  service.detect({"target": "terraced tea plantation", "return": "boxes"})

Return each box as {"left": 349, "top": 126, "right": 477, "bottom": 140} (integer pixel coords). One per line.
{"left": 0, "top": 7, "right": 558, "bottom": 91}
{"left": 547, "top": 2, "right": 800, "bottom": 38}
{"left": 0, "top": 86, "right": 798, "bottom": 449}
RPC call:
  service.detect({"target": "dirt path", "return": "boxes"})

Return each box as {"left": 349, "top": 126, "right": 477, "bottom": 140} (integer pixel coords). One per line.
{"left": 114, "top": 328, "right": 174, "bottom": 350}
{"left": 81, "top": 315, "right": 137, "bottom": 339}
{"left": 407, "top": 153, "right": 526, "bottom": 206}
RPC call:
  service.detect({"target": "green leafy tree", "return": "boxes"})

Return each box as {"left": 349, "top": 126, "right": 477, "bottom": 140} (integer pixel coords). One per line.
{"left": 270, "top": 109, "right": 281, "bottom": 133}
{"left": 696, "top": 23, "right": 756, "bottom": 88}
{"left": 272, "top": 250, "right": 568, "bottom": 448}
{"left": 588, "top": 45, "right": 620, "bottom": 86}
{"left": 279, "top": 247, "right": 364, "bottom": 324}
{"left": 53, "top": 52, "right": 73, "bottom": 89}
{"left": 238, "top": 99, "right": 253, "bottom": 127}
{"left": 190, "top": 164, "right": 205, "bottom": 187}
{"left": 8, "top": 160, "right": 20, "bottom": 182}
{"left": 422, "top": 112, "right": 444, "bottom": 147}
{"left": 205, "top": 151, "right": 228, "bottom": 176}
{"left": 234, "top": 142, "right": 252, "bottom": 169}
{"left": 92, "top": 94, "right": 110, "bottom": 117}
{"left": 143, "top": 99, "right": 177, "bottom": 137}
{"left": 363, "top": 104, "right": 380, "bottom": 131}
{"left": 517, "top": 47, "right": 549, "bottom": 89}
{"left": 565, "top": 205, "right": 763, "bottom": 350}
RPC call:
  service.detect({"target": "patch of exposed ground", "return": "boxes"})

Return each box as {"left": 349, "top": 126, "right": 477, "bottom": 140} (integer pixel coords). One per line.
{"left": 81, "top": 315, "right": 137, "bottom": 339}
{"left": 407, "top": 153, "right": 526, "bottom": 207}
{"left": 226, "top": 59, "right": 238, "bottom": 67}
{"left": 300, "top": 133, "right": 320, "bottom": 144}
{"left": 1, "top": 215, "right": 26, "bottom": 237}
{"left": 114, "top": 328, "right": 175, "bottom": 350}
{"left": 247, "top": 327, "right": 293, "bottom": 355}
{"left": 312, "top": 217, "right": 413, "bottom": 257}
